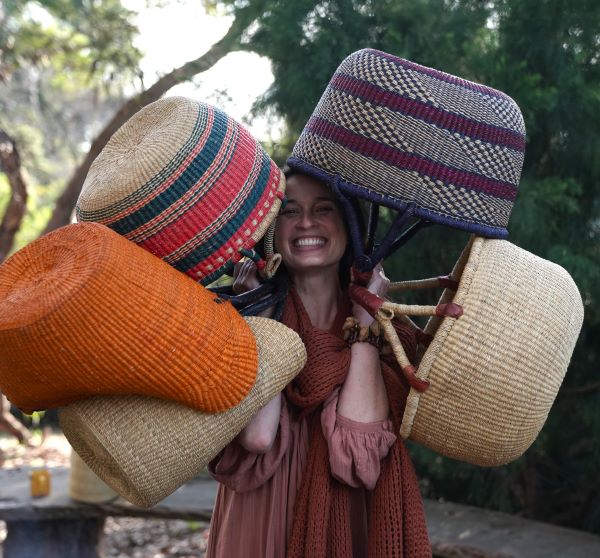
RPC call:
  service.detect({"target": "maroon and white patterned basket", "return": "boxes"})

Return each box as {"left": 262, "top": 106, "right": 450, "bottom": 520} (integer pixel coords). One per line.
{"left": 289, "top": 49, "right": 526, "bottom": 238}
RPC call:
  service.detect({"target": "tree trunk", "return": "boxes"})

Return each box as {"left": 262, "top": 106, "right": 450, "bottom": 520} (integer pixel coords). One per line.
{"left": 0, "top": 393, "right": 30, "bottom": 444}
{"left": 41, "top": 2, "right": 265, "bottom": 236}
{"left": 0, "top": 129, "right": 28, "bottom": 262}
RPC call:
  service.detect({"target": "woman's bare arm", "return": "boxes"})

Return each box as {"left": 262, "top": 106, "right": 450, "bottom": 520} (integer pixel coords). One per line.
{"left": 233, "top": 259, "right": 280, "bottom": 452}
{"left": 337, "top": 264, "right": 390, "bottom": 422}
{"left": 237, "top": 393, "right": 282, "bottom": 453}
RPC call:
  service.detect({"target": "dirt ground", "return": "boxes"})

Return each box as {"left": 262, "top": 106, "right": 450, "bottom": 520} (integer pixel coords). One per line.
{"left": 0, "top": 430, "right": 211, "bottom": 558}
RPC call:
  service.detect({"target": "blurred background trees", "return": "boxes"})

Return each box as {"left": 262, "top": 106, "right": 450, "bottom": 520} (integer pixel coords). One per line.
{"left": 1, "top": 0, "right": 598, "bottom": 533}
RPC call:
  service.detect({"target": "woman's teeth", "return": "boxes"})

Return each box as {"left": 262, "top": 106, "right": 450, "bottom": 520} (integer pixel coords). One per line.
{"left": 294, "top": 237, "right": 325, "bottom": 247}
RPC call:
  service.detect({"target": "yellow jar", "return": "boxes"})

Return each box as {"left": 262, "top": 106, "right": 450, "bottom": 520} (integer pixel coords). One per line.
{"left": 31, "top": 468, "right": 51, "bottom": 498}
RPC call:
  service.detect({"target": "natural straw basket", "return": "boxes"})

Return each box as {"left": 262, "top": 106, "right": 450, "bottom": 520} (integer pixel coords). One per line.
{"left": 69, "top": 449, "right": 118, "bottom": 504}
{"left": 59, "top": 317, "right": 307, "bottom": 508}
{"left": 399, "top": 237, "right": 584, "bottom": 466}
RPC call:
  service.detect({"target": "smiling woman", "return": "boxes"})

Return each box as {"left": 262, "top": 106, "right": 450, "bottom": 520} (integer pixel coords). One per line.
{"left": 206, "top": 172, "right": 431, "bottom": 557}
{"left": 274, "top": 174, "right": 347, "bottom": 279}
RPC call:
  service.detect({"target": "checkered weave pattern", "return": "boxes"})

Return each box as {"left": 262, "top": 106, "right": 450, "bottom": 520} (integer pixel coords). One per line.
{"left": 77, "top": 97, "right": 285, "bottom": 284}
{"left": 289, "top": 49, "right": 526, "bottom": 238}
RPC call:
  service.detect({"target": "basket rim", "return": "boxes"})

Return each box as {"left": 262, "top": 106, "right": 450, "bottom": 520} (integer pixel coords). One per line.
{"left": 399, "top": 235, "right": 484, "bottom": 438}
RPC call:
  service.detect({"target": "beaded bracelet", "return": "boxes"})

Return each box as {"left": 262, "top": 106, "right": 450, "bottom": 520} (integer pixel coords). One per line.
{"left": 342, "top": 317, "right": 385, "bottom": 350}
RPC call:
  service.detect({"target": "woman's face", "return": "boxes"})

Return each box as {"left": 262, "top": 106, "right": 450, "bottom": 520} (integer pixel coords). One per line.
{"left": 274, "top": 174, "right": 347, "bottom": 275}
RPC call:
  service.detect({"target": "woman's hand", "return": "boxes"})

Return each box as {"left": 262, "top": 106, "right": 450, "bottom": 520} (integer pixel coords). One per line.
{"left": 232, "top": 258, "right": 261, "bottom": 294}
{"left": 352, "top": 262, "right": 389, "bottom": 327}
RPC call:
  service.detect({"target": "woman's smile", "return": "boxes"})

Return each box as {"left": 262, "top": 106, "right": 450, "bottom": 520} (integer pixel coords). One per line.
{"left": 292, "top": 236, "right": 327, "bottom": 249}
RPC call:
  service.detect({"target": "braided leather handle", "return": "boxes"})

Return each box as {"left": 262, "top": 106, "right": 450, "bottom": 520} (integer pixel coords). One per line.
{"left": 348, "top": 276, "right": 463, "bottom": 394}
{"left": 348, "top": 284, "right": 385, "bottom": 317}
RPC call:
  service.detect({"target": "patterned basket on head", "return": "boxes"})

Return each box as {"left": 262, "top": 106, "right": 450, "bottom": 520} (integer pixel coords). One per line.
{"left": 288, "top": 49, "right": 526, "bottom": 270}
{"left": 352, "top": 237, "right": 583, "bottom": 466}
{"left": 77, "top": 96, "right": 285, "bottom": 285}
{"left": 59, "top": 317, "right": 307, "bottom": 508}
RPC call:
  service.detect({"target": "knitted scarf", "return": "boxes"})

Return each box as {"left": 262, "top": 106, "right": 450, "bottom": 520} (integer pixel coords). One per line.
{"left": 282, "top": 288, "right": 431, "bottom": 558}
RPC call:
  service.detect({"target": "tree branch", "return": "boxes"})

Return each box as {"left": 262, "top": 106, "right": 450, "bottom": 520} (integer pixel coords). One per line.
{"left": 41, "top": 2, "right": 264, "bottom": 235}
{"left": 0, "top": 130, "right": 28, "bottom": 262}
{"left": 563, "top": 380, "right": 600, "bottom": 395}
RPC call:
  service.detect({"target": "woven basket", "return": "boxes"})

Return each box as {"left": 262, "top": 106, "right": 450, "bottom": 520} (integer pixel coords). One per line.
{"left": 289, "top": 48, "right": 525, "bottom": 239}
{"left": 0, "top": 222, "right": 257, "bottom": 414}
{"left": 59, "top": 317, "right": 307, "bottom": 508}
{"left": 399, "top": 237, "right": 584, "bottom": 466}
{"left": 77, "top": 97, "right": 285, "bottom": 285}
{"left": 69, "top": 449, "right": 118, "bottom": 504}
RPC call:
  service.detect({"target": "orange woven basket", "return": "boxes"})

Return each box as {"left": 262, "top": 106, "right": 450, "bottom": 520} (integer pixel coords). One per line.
{"left": 0, "top": 222, "right": 257, "bottom": 414}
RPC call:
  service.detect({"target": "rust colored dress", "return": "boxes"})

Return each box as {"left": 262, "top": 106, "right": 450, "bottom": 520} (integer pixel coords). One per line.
{"left": 206, "top": 388, "right": 397, "bottom": 558}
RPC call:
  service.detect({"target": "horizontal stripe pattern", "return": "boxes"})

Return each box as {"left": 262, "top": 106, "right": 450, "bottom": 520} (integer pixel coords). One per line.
{"left": 162, "top": 132, "right": 266, "bottom": 263}
{"left": 307, "top": 116, "right": 518, "bottom": 201}
{"left": 339, "top": 50, "right": 525, "bottom": 137}
{"left": 291, "top": 134, "right": 513, "bottom": 229}
{"left": 110, "top": 107, "right": 233, "bottom": 239}
{"left": 317, "top": 86, "right": 523, "bottom": 186}
{"left": 331, "top": 73, "right": 525, "bottom": 152}
{"left": 77, "top": 98, "right": 284, "bottom": 282}
{"left": 169, "top": 151, "right": 277, "bottom": 275}
{"left": 76, "top": 107, "right": 212, "bottom": 224}
{"left": 288, "top": 156, "right": 511, "bottom": 239}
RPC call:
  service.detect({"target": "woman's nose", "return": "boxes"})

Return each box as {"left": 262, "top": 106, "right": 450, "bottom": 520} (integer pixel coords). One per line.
{"left": 296, "top": 211, "right": 314, "bottom": 229}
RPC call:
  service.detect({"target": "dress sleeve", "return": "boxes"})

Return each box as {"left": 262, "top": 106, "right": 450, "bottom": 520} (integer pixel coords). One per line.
{"left": 321, "top": 388, "right": 397, "bottom": 490}
{"left": 208, "top": 395, "right": 291, "bottom": 493}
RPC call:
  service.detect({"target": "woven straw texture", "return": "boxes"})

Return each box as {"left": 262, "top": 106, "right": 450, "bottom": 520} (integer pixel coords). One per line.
{"left": 69, "top": 449, "right": 118, "bottom": 504}
{"left": 59, "top": 317, "right": 307, "bottom": 508}
{"left": 76, "top": 97, "right": 285, "bottom": 285}
{"left": 289, "top": 49, "right": 526, "bottom": 238}
{"left": 400, "top": 237, "right": 584, "bottom": 466}
{"left": 0, "top": 222, "right": 257, "bottom": 414}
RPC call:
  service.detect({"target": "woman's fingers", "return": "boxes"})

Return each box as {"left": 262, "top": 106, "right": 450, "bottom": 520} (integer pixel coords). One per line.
{"left": 232, "top": 259, "right": 261, "bottom": 294}
{"left": 367, "top": 262, "right": 389, "bottom": 298}
{"left": 351, "top": 263, "right": 389, "bottom": 326}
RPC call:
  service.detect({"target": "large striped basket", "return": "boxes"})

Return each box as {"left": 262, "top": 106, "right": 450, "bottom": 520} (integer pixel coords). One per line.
{"left": 77, "top": 97, "right": 285, "bottom": 285}
{"left": 289, "top": 49, "right": 526, "bottom": 239}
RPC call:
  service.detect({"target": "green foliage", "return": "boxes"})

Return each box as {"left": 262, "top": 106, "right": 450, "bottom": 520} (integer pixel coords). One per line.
{"left": 238, "top": 0, "right": 492, "bottom": 137}
{"left": 0, "top": 175, "right": 10, "bottom": 218}
{"left": 12, "top": 179, "right": 57, "bottom": 250}
{"left": 0, "top": 0, "right": 142, "bottom": 257}
{"left": 482, "top": 3, "right": 600, "bottom": 530}
{"left": 244, "top": 0, "right": 377, "bottom": 134}
{"left": 1, "top": 0, "right": 143, "bottom": 85}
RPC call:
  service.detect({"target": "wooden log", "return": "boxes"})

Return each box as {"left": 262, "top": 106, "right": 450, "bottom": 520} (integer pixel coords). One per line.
{"left": 3, "top": 518, "right": 105, "bottom": 558}
{"left": 425, "top": 499, "right": 600, "bottom": 558}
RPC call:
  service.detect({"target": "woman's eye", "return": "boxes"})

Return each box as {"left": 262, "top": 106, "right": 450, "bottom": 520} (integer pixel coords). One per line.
{"left": 279, "top": 207, "right": 300, "bottom": 216}
{"left": 315, "top": 205, "right": 334, "bottom": 214}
